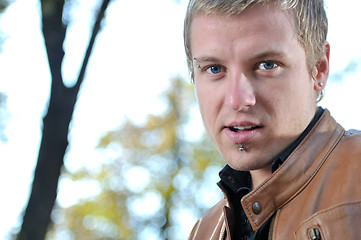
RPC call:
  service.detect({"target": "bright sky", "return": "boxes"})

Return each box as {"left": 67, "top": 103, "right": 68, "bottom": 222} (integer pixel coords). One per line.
{"left": 0, "top": 0, "right": 361, "bottom": 239}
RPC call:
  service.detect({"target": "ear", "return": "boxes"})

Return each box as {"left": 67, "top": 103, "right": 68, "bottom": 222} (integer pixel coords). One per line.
{"left": 313, "top": 42, "right": 330, "bottom": 91}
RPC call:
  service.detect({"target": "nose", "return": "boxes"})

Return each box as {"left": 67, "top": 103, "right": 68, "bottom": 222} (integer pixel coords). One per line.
{"left": 224, "top": 73, "right": 256, "bottom": 111}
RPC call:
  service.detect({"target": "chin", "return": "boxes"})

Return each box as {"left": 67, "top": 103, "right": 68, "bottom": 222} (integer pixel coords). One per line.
{"left": 226, "top": 158, "right": 257, "bottom": 171}
{"left": 225, "top": 152, "right": 271, "bottom": 172}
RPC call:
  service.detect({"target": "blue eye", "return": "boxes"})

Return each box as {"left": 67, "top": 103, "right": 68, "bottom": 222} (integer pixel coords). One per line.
{"left": 206, "top": 65, "right": 222, "bottom": 74}
{"left": 259, "top": 61, "right": 278, "bottom": 70}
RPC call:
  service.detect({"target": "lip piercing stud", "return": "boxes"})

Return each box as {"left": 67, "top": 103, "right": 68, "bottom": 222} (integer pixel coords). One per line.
{"left": 239, "top": 145, "right": 244, "bottom": 151}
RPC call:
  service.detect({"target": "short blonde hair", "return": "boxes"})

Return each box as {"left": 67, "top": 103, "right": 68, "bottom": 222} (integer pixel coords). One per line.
{"left": 183, "top": 0, "right": 328, "bottom": 83}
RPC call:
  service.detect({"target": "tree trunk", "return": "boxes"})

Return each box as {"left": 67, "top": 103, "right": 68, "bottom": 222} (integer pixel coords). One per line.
{"left": 17, "top": 0, "right": 111, "bottom": 239}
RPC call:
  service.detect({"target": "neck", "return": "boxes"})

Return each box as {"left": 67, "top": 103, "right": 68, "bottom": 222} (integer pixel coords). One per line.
{"left": 250, "top": 166, "right": 272, "bottom": 190}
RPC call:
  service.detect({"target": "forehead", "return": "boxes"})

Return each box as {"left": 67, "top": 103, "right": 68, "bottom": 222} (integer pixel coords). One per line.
{"left": 190, "top": 4, "right": 300, "bottom": 60}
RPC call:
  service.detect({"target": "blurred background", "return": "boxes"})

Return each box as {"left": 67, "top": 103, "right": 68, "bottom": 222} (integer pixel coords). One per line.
{"left": 0, "top": 0, "right": 361, "bottom": 239}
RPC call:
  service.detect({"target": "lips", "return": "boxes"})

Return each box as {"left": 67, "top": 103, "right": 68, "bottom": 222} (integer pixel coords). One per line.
{"left": 224, "top": 123, "right": 262, "bottom": 143}
{"left": 229, "top": 125, "right": 259, "bottom": 131}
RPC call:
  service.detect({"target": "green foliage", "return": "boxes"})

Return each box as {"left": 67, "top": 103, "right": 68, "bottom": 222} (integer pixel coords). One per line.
{"left": 48, "top": 77, "right": 224, "bottom": 240}
{"left": 0, "top": 0, "right": 10, "bottom": 13}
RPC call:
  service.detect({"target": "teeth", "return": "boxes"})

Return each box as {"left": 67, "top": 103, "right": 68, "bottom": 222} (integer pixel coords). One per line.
{"left": 232, "top": 126, "right": 254, "bottom": 130}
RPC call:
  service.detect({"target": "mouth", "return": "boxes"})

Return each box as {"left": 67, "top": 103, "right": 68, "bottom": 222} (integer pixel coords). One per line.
{"left": 224, "top": 124, "right": 262, "bottom": 144}
{"left": 228, "top": 125, "right": 262, "bottom": 132}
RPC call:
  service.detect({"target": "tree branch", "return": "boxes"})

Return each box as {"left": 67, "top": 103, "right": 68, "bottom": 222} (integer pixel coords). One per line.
{"left": 74, "top": 0, "right": 112, "bottom": 93}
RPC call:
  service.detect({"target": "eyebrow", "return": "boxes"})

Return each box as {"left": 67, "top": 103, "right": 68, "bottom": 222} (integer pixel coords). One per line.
{"left": 252, "top": 51, "right": 287, "bottom": 61}
{"left": 193, "top": 56, "right": 223, "bottom": 64}
{"left": 193, "top": 51, "right": 287, "bottom": 64}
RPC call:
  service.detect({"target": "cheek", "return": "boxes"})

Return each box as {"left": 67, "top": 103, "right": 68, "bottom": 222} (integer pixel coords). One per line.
{"left": 196, "top": 88, "right": 212, "bottom": 121}
{"left": 195, "top": 84, "right": 219, "bottom": 130}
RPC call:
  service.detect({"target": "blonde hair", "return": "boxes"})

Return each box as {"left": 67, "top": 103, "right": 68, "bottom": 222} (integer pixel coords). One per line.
{"left": 183, "top": 0, "right": 328, "bottom": 83}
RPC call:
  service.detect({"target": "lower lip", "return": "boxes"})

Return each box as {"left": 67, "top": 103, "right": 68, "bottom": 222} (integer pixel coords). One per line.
{"left": 223, "top": 127, "right": 260, "bottom": 143}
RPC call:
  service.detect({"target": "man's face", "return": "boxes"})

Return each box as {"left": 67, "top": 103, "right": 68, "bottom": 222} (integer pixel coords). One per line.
{"left": 190, "top": 4, "right": 322, "bottom": 174}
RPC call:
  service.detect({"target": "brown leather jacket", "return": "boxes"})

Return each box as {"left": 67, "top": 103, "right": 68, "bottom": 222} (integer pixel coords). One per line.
{"left": 188, "top": 110, "right": 361, "bottom": 240}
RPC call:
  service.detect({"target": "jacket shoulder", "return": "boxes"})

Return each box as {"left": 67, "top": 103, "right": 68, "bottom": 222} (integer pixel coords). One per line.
{"left": 340, "top": 129, "right": 361, "bottom": 155}
{"left": 188, "top": 199, "right": 227, "bottom": 240}
{"left": 344, "top": 129, "right": 361, "bottom": 138}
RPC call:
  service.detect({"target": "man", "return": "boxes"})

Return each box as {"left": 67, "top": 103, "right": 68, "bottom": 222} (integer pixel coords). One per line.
{"left": 184, "top": 0, "right": 361, "bottom": 239}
